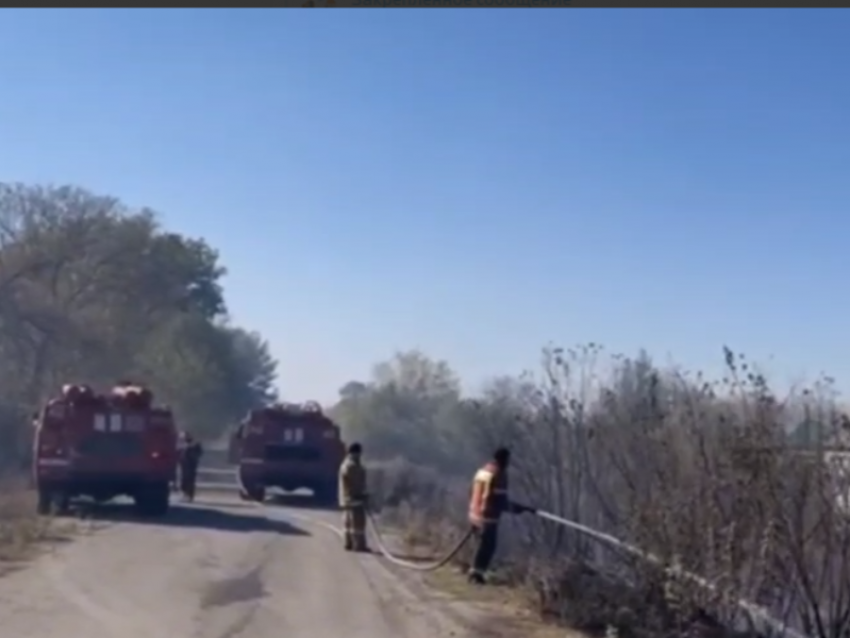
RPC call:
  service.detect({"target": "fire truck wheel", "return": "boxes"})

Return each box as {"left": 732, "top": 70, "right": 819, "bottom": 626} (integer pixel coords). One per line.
{"left": 314, "top": 481, "right": 339, "bottom": 508}
{"left": 54, "top": 493, "right": 71, "bottom": 516}
{"left": 36, "top": 488, "right": 52, "bottom": 515}
{"left": 134, "top": 483, "right": 170, "bottom": 517}
{"left": 244, "top": 484, "right": 265, "bottom": 503}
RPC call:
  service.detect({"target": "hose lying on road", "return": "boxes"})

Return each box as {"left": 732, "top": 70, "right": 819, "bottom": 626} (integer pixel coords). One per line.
{"left": 366, "top": 509, "right": 473, "bottom": 572}
{"left": 532, "top": 509, "right": 808, "bottom": 638}
{"left": 229, "top": 467, "right": 472, "bottom": 571}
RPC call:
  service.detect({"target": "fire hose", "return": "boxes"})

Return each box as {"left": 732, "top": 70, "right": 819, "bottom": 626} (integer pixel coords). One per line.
{"left": 533, "top": 510, "right": 805, "bottom": 638}
{"left": 365, "top": 509, "right": 474, "bottom": 571}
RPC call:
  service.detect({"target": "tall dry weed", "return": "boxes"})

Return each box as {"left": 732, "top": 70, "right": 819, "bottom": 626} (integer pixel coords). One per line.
{"left": 0, "top": 477, "right": 58, "bottom": 563}
{"left": 378, "top": 347, "right": 850, "bottom": 638}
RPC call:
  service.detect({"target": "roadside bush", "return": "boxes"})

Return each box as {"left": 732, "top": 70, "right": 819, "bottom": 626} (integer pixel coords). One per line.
{"left": 0, "top": 478, "right": 65, "bottom": 563}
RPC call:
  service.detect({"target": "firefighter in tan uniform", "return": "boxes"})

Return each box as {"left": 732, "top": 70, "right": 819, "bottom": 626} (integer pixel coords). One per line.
{"left": 467, "top": 447, "right": 533, "bottom": 584}
{"left": 338, "top": 442, "right": 369, "bottom": 552}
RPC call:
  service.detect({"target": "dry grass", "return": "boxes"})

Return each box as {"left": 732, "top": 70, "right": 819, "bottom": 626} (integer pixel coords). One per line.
{"left": 0, "top": 479, "right": 73, "bottom": 570}
{"left": 425, "top": 566, "right": 589, "bottom": 638}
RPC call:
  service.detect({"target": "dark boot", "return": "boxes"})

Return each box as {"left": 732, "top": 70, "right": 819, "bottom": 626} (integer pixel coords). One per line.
{"left": 467, "top": 571, "right": 486, "bottom": 585}
{"left": 353, "top": 532, "right": 369, "bottom": 552}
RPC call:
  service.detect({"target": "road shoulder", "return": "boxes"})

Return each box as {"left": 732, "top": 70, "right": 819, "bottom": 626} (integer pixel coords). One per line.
{"left": 0, "top": 488, "right": 83, "bottom": 577}
{"left": 367, "top": 526, "right": 588, "bottom": 638}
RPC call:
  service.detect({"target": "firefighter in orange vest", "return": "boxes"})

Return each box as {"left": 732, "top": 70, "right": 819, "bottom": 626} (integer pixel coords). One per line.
{"left": 339, "top": 442, "right": 369, "bottom": 552}
{"left": 467, "top": 447, "right": 534, "bottom": 584}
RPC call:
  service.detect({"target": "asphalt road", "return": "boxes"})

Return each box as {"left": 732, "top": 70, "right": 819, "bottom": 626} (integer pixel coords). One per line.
{"left": 0, "top": 493, "right": 470, "bottom": 638}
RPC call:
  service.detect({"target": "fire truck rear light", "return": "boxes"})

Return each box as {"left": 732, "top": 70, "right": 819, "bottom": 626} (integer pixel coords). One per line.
{"left": 39, "top": 445, "right": 65, "bottom": 456}
{"left": 151, "top": 451, "right": 161, "bottom": 459}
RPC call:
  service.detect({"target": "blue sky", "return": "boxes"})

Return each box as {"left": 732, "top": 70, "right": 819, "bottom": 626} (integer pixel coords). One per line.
{"left": 0, "top": 9, "right": 848, "bottom": 402}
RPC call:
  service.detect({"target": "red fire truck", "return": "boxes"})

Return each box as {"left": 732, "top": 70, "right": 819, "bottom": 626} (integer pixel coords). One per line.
{"left": 229, "top": 401, "right": 344, "bottom": 505}
{"left": 32, "top": 382, "right": 178, "bottom": 517}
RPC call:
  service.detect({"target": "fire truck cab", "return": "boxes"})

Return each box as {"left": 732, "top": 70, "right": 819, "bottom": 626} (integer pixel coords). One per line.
{"left": 230, "top": 401, "right": 344, "bottom": 505}
{"left": 32, "top": 382, "right": 178, "bottom": 517}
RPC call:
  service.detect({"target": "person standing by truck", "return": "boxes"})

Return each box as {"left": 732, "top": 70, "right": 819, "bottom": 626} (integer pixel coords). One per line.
{"left": 338, "top": 442, "right": 369, "bottom": 552}
{"left": 179, "top": 432, "right": 204, "bottom": 502}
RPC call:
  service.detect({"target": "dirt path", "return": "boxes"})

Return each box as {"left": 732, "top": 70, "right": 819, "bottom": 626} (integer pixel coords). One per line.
{"left": 0, "top": 494, "right": 472, "bottom": 638}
